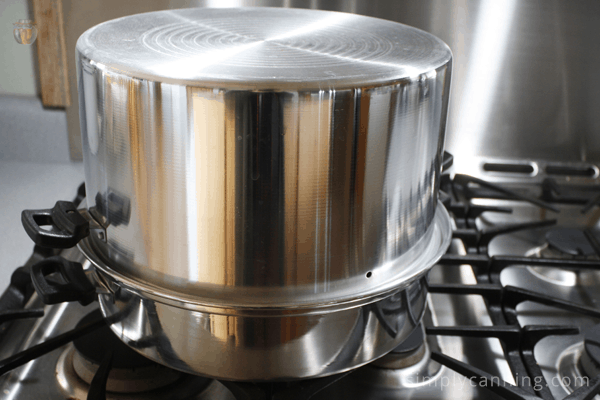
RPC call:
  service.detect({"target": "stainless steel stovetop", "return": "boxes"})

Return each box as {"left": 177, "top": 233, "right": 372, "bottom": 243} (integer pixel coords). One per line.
{"left": 2, "top": 158, "right": 600, "bottom": 400}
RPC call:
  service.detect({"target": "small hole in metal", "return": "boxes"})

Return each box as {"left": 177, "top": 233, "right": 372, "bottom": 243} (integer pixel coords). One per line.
{"left": 366, "top": 271, "right": 372, "bottom": 278}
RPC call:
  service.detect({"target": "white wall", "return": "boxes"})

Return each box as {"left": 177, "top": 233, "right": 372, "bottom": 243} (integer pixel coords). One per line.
{"left": 0, "top": 0, "right": 38, "bottom": 96}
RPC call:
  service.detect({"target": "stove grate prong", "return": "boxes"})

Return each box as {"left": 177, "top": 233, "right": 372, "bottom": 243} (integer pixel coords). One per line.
{"left": 489, "top": 256, "right": 600, "bottom": 283}
{"left": 426, "top": 325, "right": 521, "bottom": 341}
{"left": 583, "top": 229, "right": 600, "bottom": 257}
{"left": 453, "top": 219, "right": 557, "bottom": 254}
{"left": 220, "top": 381, "right": 266, "bottom": 400}
{"left": 541, "top": 178, "right": 562, "bottom": 201}
{"left": 448, "top": 203, "right": 513, "bottom": 229}
{"left": 430, "top": 351, "right": 540, "bottom": 400}
{"left": 452, "top": 174, "right": 560, "bottom": 213}
{"left": 448, "top": 204, "right": 513, "bottom": 220}
{"left": 563, "top": 375, "right": 600, "bottom": 400}
{"left": 479, "top": 220, "right": 557, "bottom": 249}
{"left": 429, "top": 283, "right": 600, "bottom": 325}
{"left": 502, "top": 285, "right": 600, "bottom": 320}
{"left": 426, "top": 325, "right": 579, "bottom": 346}
{"left": 580, "top": 193, "right": 600, "bottom": 214}
{"left": 0, "top": 316, "right": 104, "bottom": 377}
{"left": 436, "top": 254, "right": 492, "bottom": 282}
{"left": 220, "top": 370, "right": 353, "bottom": 400}
{"left": 0, "top": 308, "right": 44, "bottom": 325}
{"left": 87, "top": 348, "right": 113, "bottom": 400}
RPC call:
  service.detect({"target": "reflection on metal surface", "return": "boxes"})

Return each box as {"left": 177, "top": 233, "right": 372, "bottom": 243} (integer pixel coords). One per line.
{"left": 79, "top": 202, "right": 451, "bottom": 310}
{"left": 527, "top": 265, "right": 578, "bottom": 287}
{"left": 435, "top": 0, "right": 600, "bottom": 164}
{"left": 451, "top": 0, "right": 516, "bottom": 173}
{"left": 555, "top": 343, "right": 588, "bottom": 394}
{"left": 525, "top": 245, "right": 579, "bottom": 287}
{"left": 56, "top": 344, "right": 216, "bottom": 399}
{"left": 95, "top": 276, "right": 429, "bottom": 380}
{"left": 78, "top": 203, "right": 450, "bottom": 380}
{"left": 356, "top": 323, "right": 443, "bottom": 388}
{"left": 522, "top": 226, "right": 600, "bottom": 287}
{"left": 65, "top": 0, "right": 600, "bottom": 163}
{"left": 76, "top": 8, "right": 452, "bottom": 307}
{"left": 13, "top": 20, "right": 37, "bottom": 45}
{"left": 310, "top": 251, "right": 507, "bottom": 400}
{"left": 354, "top": 342, "right": 442, "bottom": 388}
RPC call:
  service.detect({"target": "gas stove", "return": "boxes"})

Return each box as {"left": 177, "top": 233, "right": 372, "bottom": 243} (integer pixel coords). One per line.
{"left": 2, "top": 156, "right": 600, "bottom": 400}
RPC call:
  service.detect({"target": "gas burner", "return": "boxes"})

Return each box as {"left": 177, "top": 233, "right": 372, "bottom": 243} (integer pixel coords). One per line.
{"left": 371, "top": 324, "right": 427, "bottom": 369}
{"left": 526, "top": 228, "right": 599, "bottom": 286}
{"left": 547, "top": 229, "right": 597, "bottom": 257}
{"left": 525, "top": 228, "right": 599, "bottom": 260}
{"left": 556, "top": 324, "right": 600, "bottom": 394}
{"left": 55, "top": 310, "right": 218, "bottom": 399}
{"left": 353, "top": 324, "right": 442, "bottom": 389}
{"left": 580, "top": 324, "right": 600, "bottom": 380}
{"left": 71, "top": 310, "right": 183, "bottom": 392}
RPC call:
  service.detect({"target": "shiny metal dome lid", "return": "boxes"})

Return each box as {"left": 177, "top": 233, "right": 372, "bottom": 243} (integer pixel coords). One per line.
{"left": 76, "top": 7, "right": 451, "bottom": 90}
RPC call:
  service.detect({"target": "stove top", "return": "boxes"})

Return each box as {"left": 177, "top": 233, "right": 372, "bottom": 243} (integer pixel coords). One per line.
{"left": 2, "top": 156, "right": 600, "bottom": 399}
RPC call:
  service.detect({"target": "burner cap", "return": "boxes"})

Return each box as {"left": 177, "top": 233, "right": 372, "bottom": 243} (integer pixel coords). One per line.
{"left": 546, "top": 228, "right": 596, "bottom": 257}
{"left": 583, "top": 324, "right": 600, "bottom": 367}
{"left": 579, "top": 323, "right": 600, "bottom": 380}
{"left": 73, "top": 310, "right": 153, "bottom": 369}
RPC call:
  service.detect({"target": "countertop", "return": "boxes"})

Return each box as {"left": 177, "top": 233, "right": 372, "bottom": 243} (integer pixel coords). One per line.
{"left": 0, "top": 161, "right": 84, "bottom": 293}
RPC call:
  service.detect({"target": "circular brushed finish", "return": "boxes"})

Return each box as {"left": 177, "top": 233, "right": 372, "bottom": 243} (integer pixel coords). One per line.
{"left": 76, "top": 7, "right": 451, "bottom": 89}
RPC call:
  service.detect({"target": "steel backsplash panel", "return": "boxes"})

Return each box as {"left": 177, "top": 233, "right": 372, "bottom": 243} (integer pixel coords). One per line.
{"left": 63, "top": 0, "right": 600, "bottom": 163}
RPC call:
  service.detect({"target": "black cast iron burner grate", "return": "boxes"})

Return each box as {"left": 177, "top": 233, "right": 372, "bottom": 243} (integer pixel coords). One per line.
{"left": 425, "top": 172, "right": 600, "bottom": 400}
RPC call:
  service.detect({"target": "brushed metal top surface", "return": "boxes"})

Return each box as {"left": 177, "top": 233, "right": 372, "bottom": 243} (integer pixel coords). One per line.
{"left": 76, "top": 7, "right": 451, "bottom": 89}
